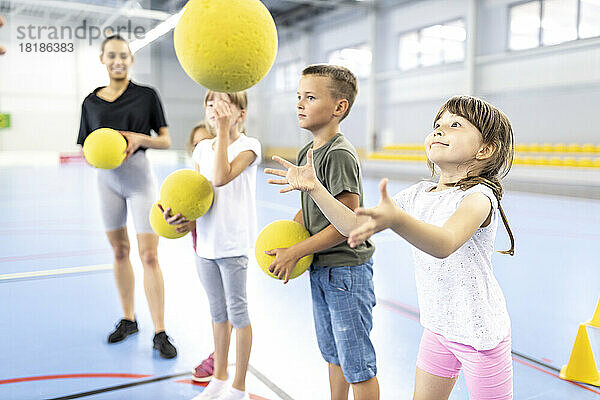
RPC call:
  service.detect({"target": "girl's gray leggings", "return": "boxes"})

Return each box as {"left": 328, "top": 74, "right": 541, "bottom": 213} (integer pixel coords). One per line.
{"left": 195, "top": 255, "right": 250, "bottom": 329}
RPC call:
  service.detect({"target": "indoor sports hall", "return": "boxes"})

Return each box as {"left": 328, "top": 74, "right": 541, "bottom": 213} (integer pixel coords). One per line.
{"left": 0, "top": 1, "right": 599, "bottom": 399}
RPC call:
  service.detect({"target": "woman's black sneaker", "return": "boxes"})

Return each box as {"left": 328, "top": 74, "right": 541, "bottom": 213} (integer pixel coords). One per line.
{"left": 107, "top": 319, "right": 138, "bottom": 343}
{"left": 153, "top": 331, "right": 177, "bottom": 359}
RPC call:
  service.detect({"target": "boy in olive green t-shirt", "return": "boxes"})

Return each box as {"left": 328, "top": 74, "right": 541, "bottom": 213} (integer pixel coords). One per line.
{"left": 265, "top": 64, "right": 379, "bottom": 400}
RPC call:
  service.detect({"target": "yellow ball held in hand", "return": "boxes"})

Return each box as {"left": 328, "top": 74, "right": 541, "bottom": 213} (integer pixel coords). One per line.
{"left": 173, "top": 0, "right": 278, "bottom": 92}
{"left": 159, "top": 169, "right": 213, "bottom": 220}
{"left": 149, "top": 202, "right": 188, "bottom": 239}
{"left": 82, "top": 128, "right": 126, "bottom": 169}
{"left": 255, "top": 220, "right": 313, "bottom": 280}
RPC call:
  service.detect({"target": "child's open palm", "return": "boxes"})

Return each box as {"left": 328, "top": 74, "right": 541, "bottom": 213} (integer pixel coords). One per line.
{"left": 265, "top": 149, "right": 318, "bottom": 193}
{"left": 348, "top": 178, "right": 396, "bottom": 248}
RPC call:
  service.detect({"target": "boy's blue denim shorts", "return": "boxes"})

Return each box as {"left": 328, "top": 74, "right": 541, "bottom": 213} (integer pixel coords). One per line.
{"left": 309, "top": 259, "right": 377, "bottom": 383}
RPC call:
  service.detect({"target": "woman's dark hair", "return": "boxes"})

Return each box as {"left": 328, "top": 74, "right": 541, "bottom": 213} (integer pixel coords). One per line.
{"left": 100, "top": 34, "right": 131, "bottom": 55}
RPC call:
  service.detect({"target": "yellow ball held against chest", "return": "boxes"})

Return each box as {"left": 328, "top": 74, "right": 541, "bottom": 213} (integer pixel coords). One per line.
{"left": 82, "top": 128, "right": 126, "bottom": 169}
{"left": 149, "top": 202, "right": 188, "bottom": 239}
{"left": 255, "top": 220, "right": 314, "bottom": 280}
{"left": 173, "top": 0, "right": 278, "bottom": 92}
{"left": 159, "top": 169, "right": 213, "bottom": 221}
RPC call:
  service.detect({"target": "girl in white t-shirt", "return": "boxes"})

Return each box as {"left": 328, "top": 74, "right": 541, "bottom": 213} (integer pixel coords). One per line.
{"left": 163, "top": 90, "right": 261, "bottom": 400}
{"left": 267, "top": 95, "right": 515, "bottom": 400}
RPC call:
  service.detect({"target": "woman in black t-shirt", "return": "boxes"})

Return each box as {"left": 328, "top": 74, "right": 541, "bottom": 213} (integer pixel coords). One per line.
{"left": 77, "top": 35, "right": 176, "bottom": 358}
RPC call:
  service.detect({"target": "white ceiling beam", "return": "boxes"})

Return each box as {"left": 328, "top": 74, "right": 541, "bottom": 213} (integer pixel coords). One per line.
{"left": 101, "top": 0, "right": 137, "bottom": 27}
{"left": 277, "top": 0, "right": 370, "bottom": 8}
{"left": 10, "top": 0, "right": 170, "bottom": 20}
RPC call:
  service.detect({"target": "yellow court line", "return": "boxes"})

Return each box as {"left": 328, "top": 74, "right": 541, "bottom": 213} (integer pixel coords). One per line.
{"left": 0, "top": 264, "right": 113, "bottom": 281}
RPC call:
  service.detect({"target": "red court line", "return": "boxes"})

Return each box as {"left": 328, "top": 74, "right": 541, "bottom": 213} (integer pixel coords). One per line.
{"left": 0, "top": 373, "right": 151, "bottom": 385}
{"left": 175, "top": 380, "right": 270, "bottom": 400}
{"left": 378, "top": 297, "right": 420, "bottom": 314}
{"left": 175, "top": 379, "right": 207, "bottom": 387}
{"left": 0, "top": 374, "right": 274, "bottom": 399}
{"left": 512, "top": 357, "right": 600, "bottom": 395}
{"left": 379, "top": 297, "right": 600, "bottom": 396}
{"left": 0, "top": 248, "right": 111, "bottom": 263}
{"left": 249, "top": 394, "right": 271, "bottom": 400}
{"left": 378, "top": 301, "right": 420, "bottom": 323}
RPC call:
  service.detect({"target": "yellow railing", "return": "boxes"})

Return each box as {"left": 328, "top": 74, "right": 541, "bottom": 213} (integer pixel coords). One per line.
{"left": 369, "top": 143, "right": 600, "bottom": 168}
{"left": 262, "top": 145, "right": 600, "bottom": 168}
{"left": 369, "top": 153, "right": 427, "bottom": 162}
{"left": 383, "top": 143, "right": 600, "bottom": 154}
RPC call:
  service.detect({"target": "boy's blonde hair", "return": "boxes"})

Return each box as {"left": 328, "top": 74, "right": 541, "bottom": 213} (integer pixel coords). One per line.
{"left": 430, "top": 95, "right": 515, "bottom": 255}
{"left": 186, "top": 121, "right": 214, "bottom": 155}
{"left": 301, "top": 64, "right": 357, "bottom": 121}
{"left": 204, "top": 90, "right": 248, "bottom": 133}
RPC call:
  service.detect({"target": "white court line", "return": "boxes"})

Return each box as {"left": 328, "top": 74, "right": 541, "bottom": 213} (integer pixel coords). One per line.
{"left": 247, "top": 364, "right": 295, "bottom": 400}
{"left": 0, "top": 264, "right": 113, "bottom": 281}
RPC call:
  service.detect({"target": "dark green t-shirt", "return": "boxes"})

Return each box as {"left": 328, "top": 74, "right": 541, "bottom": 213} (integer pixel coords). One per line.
{"left": 298, "top": 133, "right": 375, "bottom": 267}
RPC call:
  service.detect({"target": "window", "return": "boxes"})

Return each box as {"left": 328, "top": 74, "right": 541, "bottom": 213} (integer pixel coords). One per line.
{"left": 275, "top": 60, "right": 302, "bottom": 92}
{"left": 580, "top": 0, "right": 600, "bottom": 38}
{"left": 328, "top": 44, "right": 372, "bottom": 79}
{"left": 398, "top": 32, "right": 419, "bottom": 70}
{"left": 509, "top": 0, "right": 600, "bottom": 50}
{"left": 542, "top": 0, "right": 578, "bottom": 45}
{"left": 397, "top": 19, "right": 466, "bottom": 71}
{"left": 509, "top": 1, "right": 541, "bottom": 50}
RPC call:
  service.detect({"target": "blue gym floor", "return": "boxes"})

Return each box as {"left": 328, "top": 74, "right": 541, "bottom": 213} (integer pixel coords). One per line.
{"left": 1, "top": 160, "right": 600, "bottom": 399}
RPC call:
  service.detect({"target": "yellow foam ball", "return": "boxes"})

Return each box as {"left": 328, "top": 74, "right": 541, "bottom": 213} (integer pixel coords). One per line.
{"left": 159, "top": 169, "right": 213, "bottom": 220}
{"left": 255, "top": 220, "right": 313, "bottom": 280}
{"left": 149, "top": 202, "right": 188, "bottom": 239}
{"left": 82, "top": 128, "right": 126, "bottom": 169}
{"left": 174, "top": 0, "right": 278, "bottom": 92}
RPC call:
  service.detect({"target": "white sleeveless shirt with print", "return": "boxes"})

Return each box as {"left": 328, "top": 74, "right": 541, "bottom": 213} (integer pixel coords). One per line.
{"left": 393, "top": 181, "right": 511, "bottom": 350}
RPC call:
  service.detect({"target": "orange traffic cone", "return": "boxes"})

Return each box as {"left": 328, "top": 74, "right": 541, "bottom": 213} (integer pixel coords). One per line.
{"left": 588, "top": 297, "right": 600, "bottom": 328}
{"left": 560, "top": 324, "right": 600, "bottom": 386}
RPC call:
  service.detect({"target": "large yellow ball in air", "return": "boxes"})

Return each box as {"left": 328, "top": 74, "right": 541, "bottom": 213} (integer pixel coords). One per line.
{"left": 82, "top": 128, "right": 126, "bottom": 169}
{"left": 159, "top": 169, "right": 213, "bottom": 220}
{"left": 255, "top": 220, "right": 313, "bottom": 280}
{"left": 173, "top": 0, "right": 278, "bottom": 92}
{"left": 149, "top": 202, "right": 188, "bottom": 239}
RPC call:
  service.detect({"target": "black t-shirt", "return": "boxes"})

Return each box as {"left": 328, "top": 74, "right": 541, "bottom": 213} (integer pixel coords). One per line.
{"left": 77, "top": 81, "right": 168, "bottom": 152}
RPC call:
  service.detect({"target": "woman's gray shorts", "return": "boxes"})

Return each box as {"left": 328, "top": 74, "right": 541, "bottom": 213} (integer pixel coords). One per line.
{"left": 96, "top": 151, "right": 156, "bottom": 233}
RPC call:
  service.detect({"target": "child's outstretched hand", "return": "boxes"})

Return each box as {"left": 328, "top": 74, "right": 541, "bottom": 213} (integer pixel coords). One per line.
{"left": 265, "top": 149, "right": 318, "bottom": 193}
{"left": 348, "top": 178, "right": 396, "bottom": 248}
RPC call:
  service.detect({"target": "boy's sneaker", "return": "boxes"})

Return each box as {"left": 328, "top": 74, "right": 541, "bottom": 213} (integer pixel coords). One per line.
{"left": 107, "top": 319, "right": 138, "bottom": 343}
{"left": 192, "top": 352, "right": 214, "bottom": 382}
{"left": 153, "top": 331, "right": 177, "bottom": 359}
